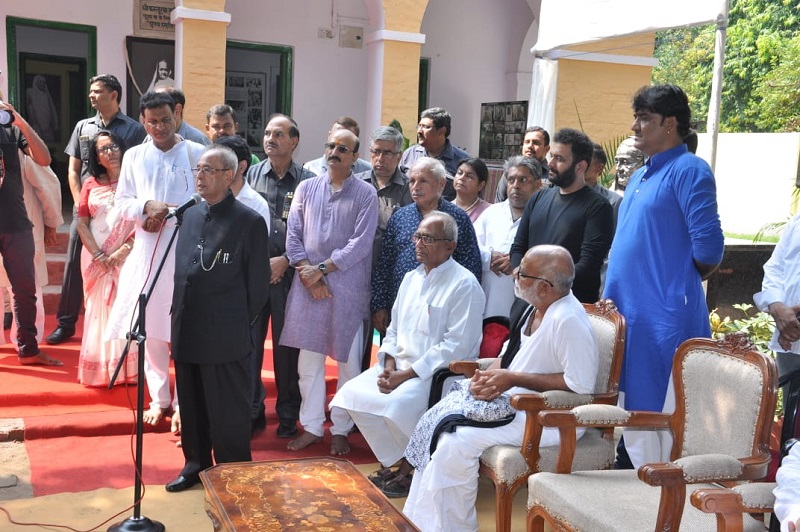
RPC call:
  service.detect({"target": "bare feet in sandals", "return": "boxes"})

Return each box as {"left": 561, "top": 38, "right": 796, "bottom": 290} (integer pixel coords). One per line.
{"left": 330, "top": 434, "right": 350, "bottom": 456}
{"left": 142, "top": 406, "right": 167, "bottom": 425}
{"left": 19, "top": 353, "right": 63, "bottom": 366}
{"left": 287, "top": 431, "right": 322, "bottom": 451}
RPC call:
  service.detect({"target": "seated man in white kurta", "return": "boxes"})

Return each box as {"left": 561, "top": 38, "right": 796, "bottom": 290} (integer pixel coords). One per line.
{"left": 331, "top": 211, "right": 484, "bottom": 480}
{"left": 402, "top": 244, "right": 599, "bottom": 532}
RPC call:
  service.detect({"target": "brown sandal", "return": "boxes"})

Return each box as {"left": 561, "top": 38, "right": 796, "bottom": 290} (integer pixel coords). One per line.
{"left": 381, "top": 473, "right": 412, "bottom": 498}
{"left": 367, "top": 467, "right": 396, "bottom": 486}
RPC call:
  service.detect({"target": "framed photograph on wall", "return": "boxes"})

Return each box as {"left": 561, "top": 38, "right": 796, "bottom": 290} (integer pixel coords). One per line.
{"left": 18, "top": 52, "right": 87, "bottom": 157}
{"left": 225, "top": 71, "right": 267, "bottom": 152}
{"left": 125, "top": 36, "right": 175, "bottom": 117}
{"left": 479, "top": 100, "right": 529, "bottom": 162}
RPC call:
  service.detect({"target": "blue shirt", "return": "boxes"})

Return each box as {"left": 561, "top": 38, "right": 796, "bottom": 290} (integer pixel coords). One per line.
{"left": 371, "top": 198, "right": 482, "bottom": 312}
{"left": 399, "top": 140, "right": 470, "bottom": 201}
{"left": 65, "top": 111, "right": 147, "bottom": 183}
{"left": 603, "top": 143, "right": 723, "bottom": 411}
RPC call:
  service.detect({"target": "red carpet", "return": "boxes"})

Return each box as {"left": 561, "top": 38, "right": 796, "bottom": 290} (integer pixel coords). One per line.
{"left": 0, "top": 314, "right": 380, "bottom": 496}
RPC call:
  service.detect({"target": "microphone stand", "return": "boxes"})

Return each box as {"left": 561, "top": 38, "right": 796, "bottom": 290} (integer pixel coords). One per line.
{"left": 107, "top": 214, "right": 184, "bottom": 532}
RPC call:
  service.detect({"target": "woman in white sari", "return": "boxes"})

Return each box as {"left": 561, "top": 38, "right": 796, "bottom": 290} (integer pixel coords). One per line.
{"left": 76, "top": 131, "right": 136, "bottom": 386}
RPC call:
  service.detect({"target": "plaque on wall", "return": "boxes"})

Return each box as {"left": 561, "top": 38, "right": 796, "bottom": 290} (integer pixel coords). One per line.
{"left": 133, "top": 0, "right": 175, "bottom": 38}
{"left": 479, "top": 101, "right": 528, "bottom": 161}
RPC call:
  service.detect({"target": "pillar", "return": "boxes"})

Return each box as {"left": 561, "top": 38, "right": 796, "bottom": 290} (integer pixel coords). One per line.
{"left": 171, "top": 0, "right": 230, "bottom": 132}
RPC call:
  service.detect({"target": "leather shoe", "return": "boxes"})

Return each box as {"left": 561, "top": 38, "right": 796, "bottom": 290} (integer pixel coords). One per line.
{"left": 251, "top": 411, "right": 267, "bottom": 437}
{"left": 276, "top": 420, "right": 298, "bottom": 438}
{"left": 165, "top": 474, "right": 200, "bottom": 493}
{"left": 45, "top": 327, "right": 74, "bottom": 345}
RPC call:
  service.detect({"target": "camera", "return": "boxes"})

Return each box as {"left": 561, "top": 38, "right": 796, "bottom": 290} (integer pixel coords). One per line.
{"left": 0, "top": 101, "right": 14, "bottom": 127}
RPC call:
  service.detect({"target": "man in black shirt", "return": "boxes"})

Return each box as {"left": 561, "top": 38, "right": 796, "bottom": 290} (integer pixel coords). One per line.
{"left": 0, "top": 100, "right": 62, "bottom": 365}
{"left": 509, "top": 128, "right": 613, "bottom": 303}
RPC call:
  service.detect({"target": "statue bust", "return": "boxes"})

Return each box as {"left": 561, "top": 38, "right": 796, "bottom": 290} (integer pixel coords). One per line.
{"left": 613, "top": 137, "right": 645, "bottom": 192}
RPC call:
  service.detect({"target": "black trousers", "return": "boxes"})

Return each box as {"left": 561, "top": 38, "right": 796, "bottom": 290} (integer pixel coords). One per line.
{"left": 55, "top": 213, "right": 84, "bottom": 330}
{"left": 175, "top": 358, "right": 252, "bottom": 477}
{"left": 0, "top": 229, "right": 40, "bottom": 356}
{"left": 251, "top": 275, "right": 300, "bottom": 424}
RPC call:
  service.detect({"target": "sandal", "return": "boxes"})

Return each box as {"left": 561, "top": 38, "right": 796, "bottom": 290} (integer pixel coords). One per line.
{"left": 367, "top": 467, "right": 396, "bottom": 486}
{"left": 381, "top": 473, "right": 412, "bottom": 498}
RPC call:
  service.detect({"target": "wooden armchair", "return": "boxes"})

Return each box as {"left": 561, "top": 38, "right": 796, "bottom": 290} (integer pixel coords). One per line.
{"left": 445, "top": 299, "right": 626, "bottom": 532}
{"left": 527, "top": 334, "right": 778, "bottom": 532}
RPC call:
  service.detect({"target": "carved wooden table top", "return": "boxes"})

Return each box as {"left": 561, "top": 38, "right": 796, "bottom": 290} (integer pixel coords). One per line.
{"left": 200, "top": 457, "right": 420, "bottom": 531}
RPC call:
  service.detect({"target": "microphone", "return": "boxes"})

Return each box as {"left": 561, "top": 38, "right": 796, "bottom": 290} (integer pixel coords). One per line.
{"left": 165, "top": 193, "right": 202, "bottom": 220}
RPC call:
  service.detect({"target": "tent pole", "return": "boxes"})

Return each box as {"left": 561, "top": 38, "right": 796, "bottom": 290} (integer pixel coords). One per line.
{"left": 706, "top": 0, "right": 729, "bottom": 172}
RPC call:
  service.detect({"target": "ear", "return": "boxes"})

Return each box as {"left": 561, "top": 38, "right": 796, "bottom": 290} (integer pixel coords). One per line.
{"left": 174, "top": 103, "right": 183, "bottom": 118}
{"left": 575, "top": 159, "right": 589, "bottom": 176}
{"left": 237, "top": 159, "right": 248, "bottom": 175}
{"left": 289, "top": 136, "right": 299, "bottom": 151}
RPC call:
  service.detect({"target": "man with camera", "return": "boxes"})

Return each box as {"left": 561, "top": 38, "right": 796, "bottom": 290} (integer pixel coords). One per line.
{"left": 0, "top": 98, "right": 62, "bottom": 365}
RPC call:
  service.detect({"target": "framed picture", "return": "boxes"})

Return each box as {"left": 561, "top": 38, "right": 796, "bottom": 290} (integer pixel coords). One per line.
{"left": 479, "top": 100, "right": 529, "bottom": 162}
{"left": 18, "top": 52, "right": 87, "bottom": 155}
{"left": 125, "top": 36, "right": 175, "bottom": 117}
{"left": 225, "top": 71, "right": 267, "bottom": 152}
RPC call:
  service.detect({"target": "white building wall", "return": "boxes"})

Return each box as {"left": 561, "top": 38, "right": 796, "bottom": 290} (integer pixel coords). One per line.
{"left": 1, "top": 1, "right": 536, "bottom": 163}
{"left": 0, "top": 0, "right": 135, "bottom": 111}
{"left": 227, "top": 0, "right": 371, "bottom": 164}
{"left": 420, "top": 0, "right": 534, "bottom": 156}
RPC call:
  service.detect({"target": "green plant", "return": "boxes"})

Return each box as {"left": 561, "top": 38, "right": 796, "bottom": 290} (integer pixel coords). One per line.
{"left": 710, "top": 303, "right": 782, "bottom": 413}
{"left": 389, "top": 119, "right": 410, "bottom": 152}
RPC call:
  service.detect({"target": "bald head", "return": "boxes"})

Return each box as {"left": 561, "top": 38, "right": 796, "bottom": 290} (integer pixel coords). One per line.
{"left": 521, "top": 245, "right": 575, "bottom": 296}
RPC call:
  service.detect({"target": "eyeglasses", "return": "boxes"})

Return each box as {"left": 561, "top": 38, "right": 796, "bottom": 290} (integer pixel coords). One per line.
{"left": 411, "top": 233, "right": 452, "bottom": 246}
{"left": 324, "top": 143, "right": 353, "bottom": 154}
{"left": 144, "top": 117, "right": 173, "bottom": 129}
{"left": 515, "top": 270, "right": 554, "bottom": 287}
{"left": 192, "top": 166, "right": 232, "bottom": 176}
{"left": 369, "top": 148, "right": 399, "bottom": 158}
{"left": 97, "top": 144, "right": 121, "bottom": 154}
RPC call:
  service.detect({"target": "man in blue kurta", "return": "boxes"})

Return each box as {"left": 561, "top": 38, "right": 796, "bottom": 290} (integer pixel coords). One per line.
{"left": 281, "top": 128, "right": 378, "bottom": 455}
{"left": 603, "top": 84, "right": 723, "bottom": 469}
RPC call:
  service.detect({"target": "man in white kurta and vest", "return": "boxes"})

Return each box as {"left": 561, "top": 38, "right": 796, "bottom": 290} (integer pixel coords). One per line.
{"left": 280, "top": 128, "right": 378, "bottom": 455}
{"left": 331, "top": 211, "right": 484, "bottom": 481}
{"left": 106, "top": 91, "right": 205, "bottom": 429}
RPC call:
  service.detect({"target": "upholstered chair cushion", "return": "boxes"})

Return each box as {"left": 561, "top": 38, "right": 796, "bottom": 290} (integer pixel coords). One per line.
{"left": 681, "top": 348, "right": 764, "bottom": 458}
{"left": 674, "top": 454, "right": 743, "bottom": 482}
{"left": 480, "top": 428, "right": 614, "bottom": 484}
{"left": 528, "top": 470, "right": 765, "bottom": 532}
{"left": 732, "top": 482, "right": 776, "bottom": 509}
{"left": 587, "top": 314, "right": 616, "bottom": 393}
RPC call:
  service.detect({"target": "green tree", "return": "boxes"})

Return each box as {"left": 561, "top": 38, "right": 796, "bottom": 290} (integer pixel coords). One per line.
{"left": 653, "top": 0, "right": 800, "bottom": 132}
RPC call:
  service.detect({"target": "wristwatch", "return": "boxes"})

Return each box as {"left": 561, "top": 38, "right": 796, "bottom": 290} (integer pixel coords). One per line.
{"left": 318, "top": 262, "right": 328, "bottom": 275}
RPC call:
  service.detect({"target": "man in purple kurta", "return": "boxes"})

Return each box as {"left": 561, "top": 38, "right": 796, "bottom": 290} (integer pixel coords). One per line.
{"left": 281, "top": 129, "right": 378, "bottom": 455}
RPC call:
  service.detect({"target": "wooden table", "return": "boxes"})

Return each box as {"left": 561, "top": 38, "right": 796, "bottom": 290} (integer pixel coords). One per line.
{"left": 200, "top": 457, "right": 420, "bottom": 531}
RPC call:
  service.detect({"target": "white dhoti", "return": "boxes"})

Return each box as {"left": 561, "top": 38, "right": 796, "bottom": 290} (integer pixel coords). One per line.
{"left": 298, "top": 322, "right": 363, "bottom": 437}
{"left": 331, "top": 359, "right": 434, "bottom": 467}
{"left": 403, "top": 414, "right": 562, "bottom": 532}
{"left": 619, "top": 375, "right": 676, "bottom": 467}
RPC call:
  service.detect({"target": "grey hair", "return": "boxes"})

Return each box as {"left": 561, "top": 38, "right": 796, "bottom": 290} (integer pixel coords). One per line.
{"left": 423, "top": 210, "right": 458, "bottom": 243}
{"left": 411, "top": 157, "right": 447, "bottom": 183}
{"left": 504, "top": 155, "right": 542, "bottom": 180}
{"left": 202, "top": 145, "right": 238, "bottom": 172}
{"left": 369, "top": 126, "right": 404, "bottom": 153}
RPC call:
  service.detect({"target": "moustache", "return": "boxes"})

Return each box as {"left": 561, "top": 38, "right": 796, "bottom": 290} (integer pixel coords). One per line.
{"left": 327, "top": 156, "right": 341, "bottom": 163}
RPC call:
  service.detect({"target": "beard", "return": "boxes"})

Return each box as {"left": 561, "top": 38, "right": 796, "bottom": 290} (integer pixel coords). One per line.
{"left": 514, "top": 279, "right": 524, "bottom": 300}
{"left": 549, "top": 163, "right": 578, "bottom": 189}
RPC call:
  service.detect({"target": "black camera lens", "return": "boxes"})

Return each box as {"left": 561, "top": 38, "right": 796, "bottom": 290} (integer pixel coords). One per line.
{"left": 0, "top": 109, "right": 14, "bottom": 127}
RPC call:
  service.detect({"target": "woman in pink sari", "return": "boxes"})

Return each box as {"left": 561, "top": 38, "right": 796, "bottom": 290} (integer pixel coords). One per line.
{"left": 76, "top": 131, "right": 136, "bottom": 386}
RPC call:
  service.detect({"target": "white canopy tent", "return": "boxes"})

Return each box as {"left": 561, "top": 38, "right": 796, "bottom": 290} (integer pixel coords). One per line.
{"left": 529, "top": 0, "right": 729, "bottom": 170}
